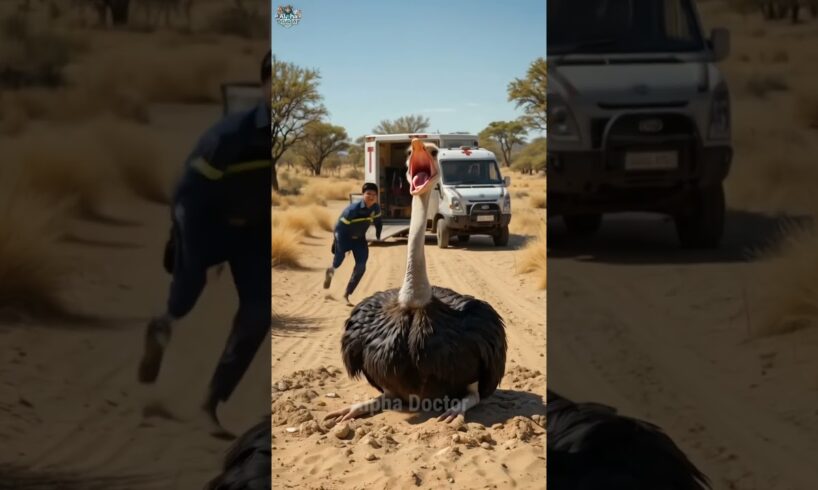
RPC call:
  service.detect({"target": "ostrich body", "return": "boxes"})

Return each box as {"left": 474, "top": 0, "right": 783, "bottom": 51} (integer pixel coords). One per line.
{"left": 547, "top": 390, "right": 710, "bottom": 490}
{"left": 205, "top": 417, "right": 270, "bottom": 490}
{"left": 324, "top": 139, "right": 507, "bottom": 424}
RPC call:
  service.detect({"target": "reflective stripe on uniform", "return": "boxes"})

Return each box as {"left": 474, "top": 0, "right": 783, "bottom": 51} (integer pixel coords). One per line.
{"left": 341, "top": 215, "right": 380, "bottom": 225}
{"left": 225, "top": 160, "right": 271, "bottom": 175}
{"left": 192, "top": 157, "right": 224, "bottom": 180}
{"left": 192, "top": 158, "right": 271, "bottom": 180}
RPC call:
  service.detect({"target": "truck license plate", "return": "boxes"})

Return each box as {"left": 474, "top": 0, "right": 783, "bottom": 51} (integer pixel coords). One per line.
{"left": 624, "top": 151, "right": 678, "bottom": 171}
{"left": 476, "top": 215, "right": 494, "bottom": 222}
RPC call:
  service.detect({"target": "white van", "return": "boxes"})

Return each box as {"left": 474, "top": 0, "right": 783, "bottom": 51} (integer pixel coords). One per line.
{"left": 547, "top": 0, "right": 732, "bottom": 248}
{"left": 351, "top": 133, "right": 512, "bottom": 248}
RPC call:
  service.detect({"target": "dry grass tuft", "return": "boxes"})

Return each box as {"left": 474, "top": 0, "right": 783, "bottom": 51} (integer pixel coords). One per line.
{"left": 302, "top": 179, "right": 359, "bottom": 202}
{"left": 726, "top": 126, "right": 818, "bottom": 214}
{"left": 13, "top": 124, "right": 114, "bottom": 216}
{"left": 279, "top": 171, "right": 306, "bottom": 195}
{"left": 511, "top": 208, "right": 545, "bottom": 237}
{"left": 0, "top": 169, "right": 69, "bottom": 320}
{"left": 9, "top": 118, "right": 171, "bottom": 213}
{"left": 529, "top": 193, "right": 547, "bottom": 209}
{"left": 273, "top": 206, "right": 335, "bottom": 237}
{"left": 96, "top": 119, "right": 171, "bottom": 203}
{"left": 271, "top": 226, "right": 303, "bottom": 269}
{"left": 518, "top": 229, "right": 547, "bottom": 290}
{"left": 754, "top": 222, "right": 818, "bottom": 336}
{"left": 344, "top": 167, "right": 364, "bottom": 180}
{"left": 306, "top": 205, "right": 335, "bottom": 232}
{"left": 745, "top": 73, "right": 789, "bottom": 98}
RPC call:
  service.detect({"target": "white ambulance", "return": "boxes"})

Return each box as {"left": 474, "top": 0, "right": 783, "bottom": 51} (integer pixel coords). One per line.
{"left": 351, "top": 133, "right": 512, "bottom": 248}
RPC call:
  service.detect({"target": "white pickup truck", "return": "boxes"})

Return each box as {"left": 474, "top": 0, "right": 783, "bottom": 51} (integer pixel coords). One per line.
{"left": 351, "top": 133, "right": 512, "bottom": 248}
{"left": 547, "top": 0, "right": 733, "bottom": 248}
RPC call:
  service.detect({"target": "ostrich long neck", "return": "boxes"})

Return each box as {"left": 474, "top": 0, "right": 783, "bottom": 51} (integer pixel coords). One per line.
{"left": 398, "top": 190, "right": 432, "bottom": 308}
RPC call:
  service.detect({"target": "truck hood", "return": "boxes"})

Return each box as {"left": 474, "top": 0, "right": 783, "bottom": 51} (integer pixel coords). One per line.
{"left": 554, "top": 61, "right": 708, "bottom": 105}
{"left": 448, "top": 186, "right": 505, "bottom": 202}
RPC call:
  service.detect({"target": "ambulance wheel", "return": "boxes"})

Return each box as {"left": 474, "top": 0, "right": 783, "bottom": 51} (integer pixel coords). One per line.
{"left": 437, "top": 220, "right": 450, "bottom": 248}
{"left": 493, "top": 225, "right": 509, "bottom": 246}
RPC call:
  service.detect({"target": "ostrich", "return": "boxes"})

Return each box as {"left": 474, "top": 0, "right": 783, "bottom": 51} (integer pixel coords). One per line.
{"left": 547, "top": 390, "right": 711, "bottom": 490}
{"left": 324, "top": 138, "right": 507, "bottom": 425}
{"left": 205, "top": 417, "right": 270, "bottom": 490}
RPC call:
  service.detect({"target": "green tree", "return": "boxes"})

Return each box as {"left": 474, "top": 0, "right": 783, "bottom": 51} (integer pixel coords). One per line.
{"left": 345, "top": 144, "right": 363, "bottom": 167}
{"left": 508, "top": 57, "right": 546, "bottom": 132}
{"left": 372, "top": 114, "right": 430, "bottom": 134}
{"left": 295, "top": 121, "right": 349, "bottom": 176}
{"left": 480, "top": 120, "right": 527, "bottom": 167}
{"left": 271, "top": 56, "right": 327, "bottom": 190}
{"left": 511, "top": 137, "right": 547, "bottom": 175}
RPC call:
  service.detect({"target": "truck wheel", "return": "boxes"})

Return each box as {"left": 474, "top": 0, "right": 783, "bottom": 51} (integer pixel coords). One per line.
{"left": 437, "top": 220, "right": 450, "bottom": 248}
{"left": 564, "top": 214, "right": 602, "bottom": 237}
{"left": 674, "top": 185, "right": 725, "bottom": 249}
{"left": 493, "top": 225, "right": 509, "bottom": 246}
{"left": 457, "top": 234, "right": 470, "bottom": 243}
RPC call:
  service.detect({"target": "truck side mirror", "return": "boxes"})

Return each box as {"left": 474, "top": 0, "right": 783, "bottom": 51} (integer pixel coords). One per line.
{"left": 710, "top": 28, "right": 730, "bottom": 62}
{"left": 503, "top": 176, "right": 511, "bottom": 186}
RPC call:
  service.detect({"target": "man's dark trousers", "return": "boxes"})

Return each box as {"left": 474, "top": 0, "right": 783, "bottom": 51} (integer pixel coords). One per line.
{"left": 167, "top": 216, "right": 270, "bottom": 403}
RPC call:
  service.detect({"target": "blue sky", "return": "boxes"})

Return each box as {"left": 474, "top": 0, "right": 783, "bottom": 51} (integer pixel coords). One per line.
{"left": 272, "top": 0, "right": 546, "bottom": 141}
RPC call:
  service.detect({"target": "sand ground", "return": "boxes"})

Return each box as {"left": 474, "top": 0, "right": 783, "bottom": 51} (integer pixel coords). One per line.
{"left": 549, "top": 214, "right": 818, "bottom": 490}
{"left": 271, "top": 200, "right": 547, "bottom": 490}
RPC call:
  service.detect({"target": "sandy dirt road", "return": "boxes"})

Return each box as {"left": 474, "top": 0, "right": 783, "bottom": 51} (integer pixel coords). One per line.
{"left": 548, "top": 212, "right": 818, "bottom": 490}
{"left": 272, "top": 200, "right": 546, "bottom": 489}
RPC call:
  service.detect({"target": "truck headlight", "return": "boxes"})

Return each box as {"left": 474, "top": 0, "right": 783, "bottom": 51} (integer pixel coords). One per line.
{"left": 449, "top": 197, "right": 464, "bottom": 212}
{"left": 547, "top": 94, "right": 581, "bottom": 142}
{"left": 708, "top": 83, "right": 730, "bottom": 140}
{"left": 503, "top": 193, "right": 511, "bottom": 212}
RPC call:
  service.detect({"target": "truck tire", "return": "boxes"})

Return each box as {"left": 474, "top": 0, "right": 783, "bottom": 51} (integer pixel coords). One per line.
{"left": 437, "top": 219, "right": 450, "bottom": 248}
{"left": 493, "top": 225, "right": 510, "bottom": 246}
{"left": 674, "top": 185, "right": 725, "bottom": 249}
{"left": 564, "top": 214, "right": 602, "bottom": 237}
{"left": 457, "top": 234, "right": 470, "bottom": 243}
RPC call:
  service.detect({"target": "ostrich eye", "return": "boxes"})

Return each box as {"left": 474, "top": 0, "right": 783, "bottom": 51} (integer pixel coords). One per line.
{"left": 430, "top": 149, "right": 438, "bottom": 158}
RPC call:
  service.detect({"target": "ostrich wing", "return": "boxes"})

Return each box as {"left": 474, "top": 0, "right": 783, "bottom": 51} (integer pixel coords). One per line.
{"left": 340, "top": 289, "right": 402, "bottom": 392}
{"left": 420, "top": 287, "right": 508, "bottom": 400}
{"left": 547, "top": 391, "right": 710, "bottom": 490}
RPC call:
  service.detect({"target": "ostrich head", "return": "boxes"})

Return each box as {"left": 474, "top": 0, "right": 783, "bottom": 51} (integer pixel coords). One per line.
{"left": 406, "top": 139, "right": 440, "bottom": 195}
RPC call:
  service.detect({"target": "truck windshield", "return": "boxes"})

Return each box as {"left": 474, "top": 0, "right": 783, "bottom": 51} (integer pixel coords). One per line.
{"left": 440, "top": 160, "right": 503, "bottom": 185}
{"left": 548, "top": 0, "right": 705, "bottom": 55}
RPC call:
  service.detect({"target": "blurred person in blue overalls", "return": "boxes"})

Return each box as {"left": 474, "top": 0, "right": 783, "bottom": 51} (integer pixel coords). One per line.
{"left": 324, "top": 183, "right": 382, "bottom": 305}
{"left": 138, "top": 51, "right": 272, "bottom": 439}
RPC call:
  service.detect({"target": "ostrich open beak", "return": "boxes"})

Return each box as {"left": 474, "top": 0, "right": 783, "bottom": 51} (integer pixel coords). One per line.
{"left": 408, "top": 139, "right": 438, "bottom": 195}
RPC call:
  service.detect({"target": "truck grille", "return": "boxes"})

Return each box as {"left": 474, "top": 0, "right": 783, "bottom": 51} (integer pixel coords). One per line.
{"left": 603, "top": 113, "right": 698, "bottom": 187}
{"left": 466, "top": 202, "right": 500, "bottom": 214}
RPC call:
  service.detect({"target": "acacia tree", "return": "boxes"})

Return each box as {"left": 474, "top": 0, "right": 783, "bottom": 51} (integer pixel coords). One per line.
{"left": 372, "top": 114, "right": 430, "bottom": 134}
{"left": 271, "top": 56, "right": 327, "bottom": 191}
{"left": 508, "top": 57, "right": 547, "bottom": 132}
{"left": 480, "top": 120, "right": 527, "bottom": 167}
{"left": 295, "top": 122, "right": 349, "bottom": 176}
{"left": 511, "top": 137, "right": 547, "bottom": 175}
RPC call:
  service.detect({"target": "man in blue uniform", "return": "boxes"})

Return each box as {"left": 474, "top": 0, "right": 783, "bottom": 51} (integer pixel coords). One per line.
{"left": 138, "top": 51, "right": 272, "bottom": 439}
{"left": 324, "top": 183, "right": 382, "bottom": 305}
